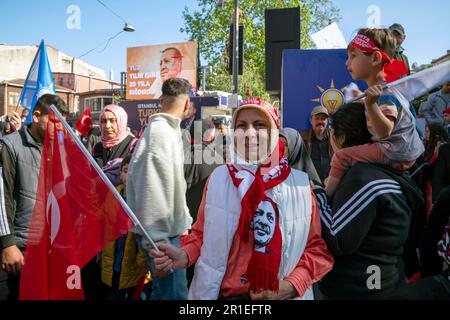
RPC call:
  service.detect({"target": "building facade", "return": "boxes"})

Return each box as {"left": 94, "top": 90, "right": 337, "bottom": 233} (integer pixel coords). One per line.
{"left": 0, "top": 79, "right": 74, "bottom": 118}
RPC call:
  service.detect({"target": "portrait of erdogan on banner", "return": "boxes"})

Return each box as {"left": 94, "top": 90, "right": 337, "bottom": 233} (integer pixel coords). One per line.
{"left": 251, "top": 200, "right": 276, "bottom": 254}
{"left": 160, "top": 47, "right": 183, "bottom": 81}
{"left": 126, "top": 41, "right": 197, "bottom": 100}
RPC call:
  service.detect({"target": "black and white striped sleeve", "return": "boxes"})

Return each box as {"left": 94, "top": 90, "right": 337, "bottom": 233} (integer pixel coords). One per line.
{"left": 0, "top": 142, "right": 17, "bottom": 246}
{"left": 316, "top": 178, "right": 402, "bottom": 256}
{"left": 0, "top": 167, "right": 10, "bottom": 236}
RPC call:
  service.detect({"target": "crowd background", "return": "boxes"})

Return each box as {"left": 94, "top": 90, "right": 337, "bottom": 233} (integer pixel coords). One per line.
{"left": 0, "top": 24, "right": 449, "bottom": 300}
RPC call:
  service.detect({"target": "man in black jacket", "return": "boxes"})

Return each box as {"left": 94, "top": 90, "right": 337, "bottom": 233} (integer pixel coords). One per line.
{"left": 300, "top": 106, "right": 333, "bottom": 183}
{"left": 432, "top": 143, "right": 450, "bottom": 201}
{"left": 420, "top": 186, "right": 450, "bottom": 278}
{"left": 183, "top": 119, "right": 222, "bottom": 222}
{"left": 381, "top": 187, "right": 450, "bottom": 299}
{"left": 0, "top": 94, "right": 68, "bottom": 300}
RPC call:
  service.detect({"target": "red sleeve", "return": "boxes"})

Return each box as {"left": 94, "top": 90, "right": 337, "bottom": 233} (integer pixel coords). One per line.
{"left": 180, "top": 179, "right": 209, "bottom": 268}
{"left": 284, "top": 191, "right": 334, "bottom": 297}
{"left": 379, "top": 103, "right": 398, "bottom": 120}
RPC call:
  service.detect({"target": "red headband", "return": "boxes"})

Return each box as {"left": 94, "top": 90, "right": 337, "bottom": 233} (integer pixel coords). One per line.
{"left": 349, "top": 34, "right": 408, "bottom": 83}
{"left": 349, "top": 34, "right": 393, "bottom": 63}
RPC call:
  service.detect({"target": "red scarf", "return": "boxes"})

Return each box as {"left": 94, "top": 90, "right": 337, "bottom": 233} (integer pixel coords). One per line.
{"left": 227, "top": 140, "right": 290, "bottom": 291}
{"left": 349, "top": 34, "right": 408, "bottom": 83}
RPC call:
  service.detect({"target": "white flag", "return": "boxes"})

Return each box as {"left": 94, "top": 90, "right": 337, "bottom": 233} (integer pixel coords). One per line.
{"left": 350, "top": 60, "right": 450, "bottom": 103}
{"left": 392, "top": 60, "right": 450, "bottom": 101}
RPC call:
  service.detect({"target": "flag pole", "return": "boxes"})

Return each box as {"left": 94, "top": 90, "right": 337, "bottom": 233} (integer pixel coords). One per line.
{"left": 14, "top": 99, "right": 22, "bottom": 113}
{"left": 49, "top": 105, "right": 161, "bottom": 254}
{"left": 348, "top": 60, "right": 450, "bottom": 103}
{"left": 348, "top": 83, "right": 389, "bottom": 103}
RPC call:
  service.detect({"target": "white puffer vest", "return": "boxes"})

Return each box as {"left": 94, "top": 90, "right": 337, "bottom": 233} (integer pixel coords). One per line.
{"left": 188, "top": 165, "right": 313, "bottom": 300}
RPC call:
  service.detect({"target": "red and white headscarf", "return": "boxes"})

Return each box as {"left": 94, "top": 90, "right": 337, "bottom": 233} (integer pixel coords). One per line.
{"left": 100, "top": 104, "right": 130, "bottom": 149}
{"left": 231, "top": 97, "right": 280, "bottom": 165}
{"left": 349, "top": 33, "right": 408, "bottom": 83}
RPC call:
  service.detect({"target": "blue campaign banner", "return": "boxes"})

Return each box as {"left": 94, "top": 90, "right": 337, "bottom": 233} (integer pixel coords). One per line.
{"left": 281, "top": 49, "right": 367, "bottom": 132}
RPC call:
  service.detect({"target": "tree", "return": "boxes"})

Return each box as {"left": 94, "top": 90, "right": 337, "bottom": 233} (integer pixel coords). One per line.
{"left": 182, "top": 0, "right": 341, "bottom": 99}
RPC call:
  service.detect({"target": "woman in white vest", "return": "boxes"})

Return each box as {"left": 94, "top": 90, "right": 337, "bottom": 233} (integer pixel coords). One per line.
{"left": 150, "top": 98, "right": 334, "bottom": 300}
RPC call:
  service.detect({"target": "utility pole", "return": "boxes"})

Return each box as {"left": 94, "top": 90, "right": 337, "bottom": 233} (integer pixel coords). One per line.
{"left": 201, "top": 66, "right": 212, "bottom": 91}
{"left": 218, "top": 0, "right": 240, "bottom": 109}
{"left": 232, "top": 0, "right": 239, "bottom": 100}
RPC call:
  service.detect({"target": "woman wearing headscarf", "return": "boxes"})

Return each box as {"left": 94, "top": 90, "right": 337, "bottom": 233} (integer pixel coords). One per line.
{"left": 279, "top": 128, "right": 322, "bottom": 186}
{"left": 317, "top": 102, "right": 423, "bottom": 299}
{"left": 150, "top": 98, "right": 334, "bottom": 300}
{"left": 93, "top": 104, "right": 136, "bottom": 167}
{"left": 84, "top": 104, "right": 138, "bottom": 300}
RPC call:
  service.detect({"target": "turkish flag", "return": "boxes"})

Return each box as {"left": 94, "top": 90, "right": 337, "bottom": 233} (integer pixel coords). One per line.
{"left": 75, "top": 108, "right": 93, "bottom": 137}
{"left": 19, "top": 109, "right": 134, "bottom": 300}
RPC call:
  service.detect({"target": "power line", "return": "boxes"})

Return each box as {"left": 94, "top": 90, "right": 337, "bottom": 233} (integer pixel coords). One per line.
{"left": 96, "top": 30, "right": 124, "bottom": 53}
{"left": 77, "top": 30, "right": 124, "bottom": 58}
{"left": 96, "top": 0, "right": 127, "bottom": 23}
{"left": 76, "top": 0, "right": 134, "bottom": 58}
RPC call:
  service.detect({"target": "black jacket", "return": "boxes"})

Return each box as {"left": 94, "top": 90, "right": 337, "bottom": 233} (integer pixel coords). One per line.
{"left": 432, "top": 143, "right": 450, "bottom": 201}
{"left": 317, "top": 163, "right": 423, "bottom": 299}
{"left": 0, "top": 127, "right": 43, "bottom": 250}
{"left": 92, "top": 135, "right": 135, "bottom": 167}
{"left": 420, "top": 186, "right": 450, "bottom": 277}
{"left": 184, "top": 141, "right": 221, "bottom": 222}
{"left": 300, "top": 128, "right": 333, "bottom": 183}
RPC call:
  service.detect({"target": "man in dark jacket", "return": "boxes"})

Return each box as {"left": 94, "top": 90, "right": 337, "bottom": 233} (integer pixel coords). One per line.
{"left": 300, "top": 106, "right": 333, "bottom": 183}
{"left": 183, "top": 119, "right": 222, "bottom": 222}
{"left": 0, "top": 94, "right": 68, "bottom": 300}
{"left": 382, "top": 187, "right": 450, "bottom": 300}
{"left": 420, "top": 186, "right": 450, "bottom": 278}
{"left": 432, "top": 142, "right": 450, "bottom": 202}
{"left": 183, "top": 120, "right": 223, "bottom": 286}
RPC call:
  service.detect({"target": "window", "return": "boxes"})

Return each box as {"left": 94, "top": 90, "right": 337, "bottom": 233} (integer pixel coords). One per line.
{"left": 9, "top": 92, "right": 20, "bottom": 107}
{"left": 84, "top": 96, "right": 114, "bottom": 113}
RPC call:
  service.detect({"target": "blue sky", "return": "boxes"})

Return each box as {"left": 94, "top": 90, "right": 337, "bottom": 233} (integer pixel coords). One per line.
{"left": 1, "top": 0, "right": 448, "bottom": 80}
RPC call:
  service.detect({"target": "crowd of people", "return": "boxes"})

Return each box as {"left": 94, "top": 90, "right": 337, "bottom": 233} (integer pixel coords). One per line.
{"left": 0, "top": 24, "right": 449, "bottom": 300}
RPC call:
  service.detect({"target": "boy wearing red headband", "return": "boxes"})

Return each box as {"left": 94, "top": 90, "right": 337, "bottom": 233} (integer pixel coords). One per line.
{"left": 325, "top": 28, "right": 424, "bottom": 196}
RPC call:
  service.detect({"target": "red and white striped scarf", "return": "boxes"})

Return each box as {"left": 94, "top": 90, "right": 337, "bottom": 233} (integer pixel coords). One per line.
{"left": 227, "top": 140, "right": 290, "bottom": 292}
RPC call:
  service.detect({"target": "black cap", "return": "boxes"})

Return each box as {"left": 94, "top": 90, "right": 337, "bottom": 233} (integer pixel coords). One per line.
{"left": 389, "top": 23, "right": 405, "bottom": 36}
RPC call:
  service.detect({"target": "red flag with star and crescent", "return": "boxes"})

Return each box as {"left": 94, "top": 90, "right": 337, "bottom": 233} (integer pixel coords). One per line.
{"left": 19, "top": 109, "right": 134, "bottom": 300}
{"left": 75, "top": 108, "right": 93, "bottom": 137}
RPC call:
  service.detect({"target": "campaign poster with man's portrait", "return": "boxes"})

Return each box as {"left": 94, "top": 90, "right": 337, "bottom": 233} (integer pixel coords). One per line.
{"left": 126, "top": 41, "right": 197, "bottom": 100}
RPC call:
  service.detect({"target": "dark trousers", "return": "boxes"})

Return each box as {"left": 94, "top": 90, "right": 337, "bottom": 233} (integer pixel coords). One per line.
{"left": 6, "top": 273, "right": 20, "bottom": 300}
{"left": 381, "top": 272, "right": 450, "bottom": 300}
{"left": 107, "top": 272, "right": 137, "bottom": 300}
{"left": 81, "top": 258, "right": 109, "bottom": 300}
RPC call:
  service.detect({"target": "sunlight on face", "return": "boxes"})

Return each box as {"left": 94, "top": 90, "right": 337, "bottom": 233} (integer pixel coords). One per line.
{"left": 233, "top": 108, "right": 269, "bottom": 162}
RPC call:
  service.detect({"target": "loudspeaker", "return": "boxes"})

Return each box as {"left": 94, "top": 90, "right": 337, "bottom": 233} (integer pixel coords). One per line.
{"left": 265, "top": 7, "right": 300, "bottom": 95}
{"left": 228, "top": 24, "right": 244, "bottom": 75}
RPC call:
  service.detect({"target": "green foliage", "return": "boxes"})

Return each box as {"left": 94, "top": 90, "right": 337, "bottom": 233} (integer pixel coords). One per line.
{"left": 182, "top": 0, "right": 341, "bottom": 98}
